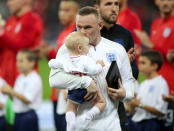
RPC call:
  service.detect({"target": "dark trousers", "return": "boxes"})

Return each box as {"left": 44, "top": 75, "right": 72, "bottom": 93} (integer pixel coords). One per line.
{"left": 118, "top": 102, "right": 129, "bottom": 131}
{"left": 53, "top": 101, "right": 66, "bottom": 131}
{"left": 0, "top": 116, "right": 6, "bottom": 131}
{"left": 132, "top": 119, "right": 163, "bottom": 131}
{"left": 14, "top": 110, "right": 39, "bottom": 131}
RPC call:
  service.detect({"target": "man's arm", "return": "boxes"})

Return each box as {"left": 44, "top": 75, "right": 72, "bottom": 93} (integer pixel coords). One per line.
{"left": 107, "top": 46, "right": 135, "bottom": 102}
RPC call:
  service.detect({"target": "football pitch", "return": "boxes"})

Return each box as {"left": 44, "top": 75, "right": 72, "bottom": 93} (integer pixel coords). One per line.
{"left": 38, "top": 58, "right": 52, "bottom": 99}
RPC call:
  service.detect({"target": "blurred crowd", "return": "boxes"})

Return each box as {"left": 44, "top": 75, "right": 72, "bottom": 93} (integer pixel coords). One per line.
{"left": 0, "top": 0, "right": 174, "bottom": 131}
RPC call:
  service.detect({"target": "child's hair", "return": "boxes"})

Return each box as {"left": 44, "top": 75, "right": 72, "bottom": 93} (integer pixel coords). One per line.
{"left": 140, "top": 50, "right": 163, "bottom": 71}
{"left": 65, "top": 31, "right": 89, "bottom": 52}
{"left": 18, "top": 49, "right": 39, "bottom": 67}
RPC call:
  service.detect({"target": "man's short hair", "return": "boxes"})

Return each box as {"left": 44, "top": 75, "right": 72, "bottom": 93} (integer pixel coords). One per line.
{"left": 140, "top": 50, "right": 163, "bottom": 71}
{"left": 65, "top": 31, "right": 89, "bottom": 52}
{"left": 78, "top": 6, "right": 100, "bottom": 20}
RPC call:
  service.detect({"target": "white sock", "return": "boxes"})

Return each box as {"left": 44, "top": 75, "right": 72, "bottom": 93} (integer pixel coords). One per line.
{"left": 66, "top": 112, "right": 76, "bottom": 131}
{"left": 86, "top": 106, "right": 100, "bottom": 120}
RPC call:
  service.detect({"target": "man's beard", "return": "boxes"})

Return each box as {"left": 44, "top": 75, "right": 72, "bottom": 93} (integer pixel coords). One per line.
{"left": 101, "top": 14, "right": 116, "bottom": 24}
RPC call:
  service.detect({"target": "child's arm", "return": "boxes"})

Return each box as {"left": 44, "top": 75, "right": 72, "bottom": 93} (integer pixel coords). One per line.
{"left": 130, "top": 98, "right": 165, "bottom": 117}
{"left": 84, "top": 57, "right": 105, "bottom": 76}
{"left": 1, "top": 85, "right": 30, "bottom": 104}
{"left": 0, "top": 102, "right": 4, "bottom": 109}
{"left": 48, "top": 58, "right": 63, "bottom": 69}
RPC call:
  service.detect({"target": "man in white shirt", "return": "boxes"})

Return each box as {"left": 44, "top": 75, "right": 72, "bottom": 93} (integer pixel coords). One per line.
{"left": 49, "top": 6, "right": 135, "bottom": 131}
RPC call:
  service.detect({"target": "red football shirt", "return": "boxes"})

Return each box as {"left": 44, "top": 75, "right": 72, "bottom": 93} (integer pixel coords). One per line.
{"left": 151, "top": 16, "right": 174, "bottom": 93}
{"left": 117, "top": 8, "right": 142, "bottom": 47}
{"left": 50, "top": 24, "right": 76, "bottom": 101}
{"left": 0, "top": 11, "right": 43, "bottom": 86}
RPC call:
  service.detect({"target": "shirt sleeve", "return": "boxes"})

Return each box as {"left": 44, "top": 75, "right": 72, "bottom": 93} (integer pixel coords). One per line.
{"left": 118, "top": 45, "right": 136, "bottom": 102}
{"left": 49, "top": 70, "right": 92, "bottom": 90}
{"left": 83, "top": 56, "right": 102, "bottom": 75}
{"left": 155, "top": 81, "right": 169, "bottom": 114}
{"left": 48, "top": 58, "right": 63, "bottom": 69}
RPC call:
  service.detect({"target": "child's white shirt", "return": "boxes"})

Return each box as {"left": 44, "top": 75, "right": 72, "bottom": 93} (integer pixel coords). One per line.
{"left": 0, "top": 77, "right": 7, "bottom": 116}
{"left": 48, "top": 54, "right": 102, "bottom": 76}
{"left": 132, "top": 75, "right": 169, "bottom": 122}
{"left": 12, "top": 71, "right": 42, "bottom": 113}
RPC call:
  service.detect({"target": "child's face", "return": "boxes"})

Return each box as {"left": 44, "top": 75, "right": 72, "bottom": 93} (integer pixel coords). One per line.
{"left": 138, "top": 56, "right": 155, "bottom": 76}
{"left": 16, "top": 52, "right": 33, "bottom": 73}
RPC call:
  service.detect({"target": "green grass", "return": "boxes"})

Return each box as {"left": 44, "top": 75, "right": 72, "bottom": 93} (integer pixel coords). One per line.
{"left": 38, "top": 58, "right": 51, "bottom": 100}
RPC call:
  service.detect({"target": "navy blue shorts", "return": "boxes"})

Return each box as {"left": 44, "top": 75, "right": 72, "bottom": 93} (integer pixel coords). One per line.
{"left": 14, "top": 110, "right": 39, "bottom": 131}
{"left": 131, "top": 119, "right": 163, "bottom": 131}
{"left": 68, "top": 89, "right": 87, "bottom": 104}
{"left": 0, "top": 116, "right": 6, "bottom": 131}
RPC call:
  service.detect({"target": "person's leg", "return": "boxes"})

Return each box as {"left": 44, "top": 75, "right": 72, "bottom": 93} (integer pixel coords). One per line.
{"left": 52, "top": 101, "right": 59, "bottom": 131}
{"left": 142, "top": 119, "right": 162, "bottom": 131}
{"left": 0, "top": 116, "right": 7, "bottom": 131}
{"left": 57, "top": 114, "right": 67, "bottom": 131}
{"left": 17, "top": 111, "right": 39, "bottom": 131}
{"left": 14, "top": 113, "right": 21, "bottom": 131}
{"left": 66, "top": 99, "right": 78, "bottom": 131}
{"left": 78, "top": 91, "right": 106, "bottom": 129}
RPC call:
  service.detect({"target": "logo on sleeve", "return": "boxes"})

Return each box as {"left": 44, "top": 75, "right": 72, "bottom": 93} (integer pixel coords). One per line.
{"left": 106, "top": 53, "right": 116, "bottom": 63}
{"left": 163, "top": 27, "right": 171, "bottom": 38}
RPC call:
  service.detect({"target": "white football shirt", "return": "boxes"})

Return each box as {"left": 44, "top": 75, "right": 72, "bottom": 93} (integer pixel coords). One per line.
{"left": 12, "top": 71, "right": 42, "bottom": 113}
{"left": 52, "top": 37, "right": 135, "bottom": 131}
{"left": 132, "top": 75, "right": 169, "bottom": 122}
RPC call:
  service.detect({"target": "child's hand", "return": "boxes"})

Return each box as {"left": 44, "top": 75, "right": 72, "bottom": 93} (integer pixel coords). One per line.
{"left": 1, "top": 84, "right": 13, "bottom": 95}
{"left": 162, "top": 92, "right": 174, "bottom": 105}
{"left": 96, "top": 60, "right": 105, "bottom": 67}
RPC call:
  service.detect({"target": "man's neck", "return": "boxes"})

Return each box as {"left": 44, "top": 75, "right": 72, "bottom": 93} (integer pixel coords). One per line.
{"left": 91, "top": 34, "right": 102, "bottom": 47}
{"left": 23, "top": 69, "right": 33, "bottom": 76}
{"left": 103, "top": 21, "right": 114, "bottom": 30}
{"left": 161, "top": 10, "right": 174, "bottom": 19}
{"left": 17, "top": 6, "right": 32, "bottom": 17}
{"left": 146, "top": 72, "right": 158, "bottom": 80}
{"left": 65, "top": 21, "right": 76, "bottom": 28}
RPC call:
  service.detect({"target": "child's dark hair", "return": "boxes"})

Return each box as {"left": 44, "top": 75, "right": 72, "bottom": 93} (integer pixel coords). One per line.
{"left": 18, "top": 49, "right": 39, "bottom": 67}
{"left": 140, "top": 50, "right": 163, "bottom": 71}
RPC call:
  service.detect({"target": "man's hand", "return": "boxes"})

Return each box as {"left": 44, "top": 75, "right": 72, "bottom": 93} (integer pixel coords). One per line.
{"left": 134, "top": 30, "right": 153, "bottom": 49}
{"left": 96, "top": 60, "right": 105, "bottom": 67}
{"left": 107, "top": 79, "right": 126, "bottom": 101}
{"left": 1, "top": 84, "right": 13, "bottom": 95}
{"left": 167, "top": 50, "right": 174, "bottom": 64}
{"left": 84, "top": 80, "right": 98, "bottom": 102}
{"left": 162, "top": 92, "right": 174, "bottom": 105}
{"left": 127, "top": 48, "right": 136, "bottom": 63}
